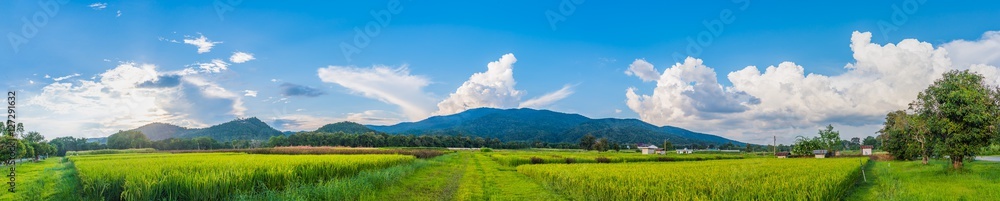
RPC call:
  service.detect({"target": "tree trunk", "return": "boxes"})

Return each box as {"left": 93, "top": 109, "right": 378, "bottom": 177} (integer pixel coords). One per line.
{"left": 921, "top": 142, "right": 928, "bottom": 165}
{"left": 952, "top": 156, "right": 963, "bottom": 170}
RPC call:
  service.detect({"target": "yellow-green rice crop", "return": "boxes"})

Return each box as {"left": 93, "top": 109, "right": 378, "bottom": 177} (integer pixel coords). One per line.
{"left": 518, "top": 158, "right": 867, "bottom": 201}
{"left": 490, "top": 150, "right": 744, "bottom": 166}
{"left": 70, "top": 153, "right": 413, "bottom": 200}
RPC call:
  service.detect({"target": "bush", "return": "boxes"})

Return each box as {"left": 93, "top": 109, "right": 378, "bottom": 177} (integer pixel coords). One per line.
{"left": 481, "top": 147, "right": 493, "bottom": 152}
{"left": 981, "top": 144, "right": 1000, "bottom": 156}
{"left": 595, "top": 157, "right": 611, "bottom": 163}
{"left": 530, "top": 157, "right": 544, "bottom": 164}
{"left": 564, "top": 158, "right": 576, "bottom": 164}
{"left": 656, "top": 157, "right": 674, "bottom": 162}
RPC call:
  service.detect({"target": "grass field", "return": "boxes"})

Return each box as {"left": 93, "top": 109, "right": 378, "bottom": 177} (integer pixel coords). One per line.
{"left": 3, "top": 148, "right": 1000, "bottom": 200}
{"left": 846, "top": 160, "right": 1000, "bottom": 200}
{"left": 0, "top": 158, "right": 78, "bottom": 201}
{"left": 71, "top": 153, "right": 414, "bottom": 200}
{"left": 489, "top": 149, "right": 746, "bottom": 166}
{"left": 518, "top": 157, "right": 868, "bottom": 200}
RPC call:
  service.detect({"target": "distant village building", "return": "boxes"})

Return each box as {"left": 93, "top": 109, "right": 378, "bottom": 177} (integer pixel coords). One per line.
{"left": 639, "top": 145, "right": 659, "bottom": 154}
{"left": 676, "top": 148, "right": 693, "bottom": 154}
{"left": 813, "top": 150, "right": 828, "bottom": 158}
{"left": 861, "top": 145, "right": 873, "bottom": 156}
{"left": 775, "top": 152, "right": 789, "bottom": 158}
{"left": 655, "top": 148, "right": 666, "bottom": 155}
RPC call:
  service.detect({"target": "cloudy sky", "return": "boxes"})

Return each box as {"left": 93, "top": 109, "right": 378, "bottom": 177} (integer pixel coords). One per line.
{"left": 3, "top": 1, "right": 1000, "bottom": 144}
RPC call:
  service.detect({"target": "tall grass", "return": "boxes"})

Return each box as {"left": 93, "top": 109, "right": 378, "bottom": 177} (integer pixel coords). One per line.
{"left": 519, "top": 158, "right": 867, "bottom": 200}
{"left": 248, "top": 146, "right": 449, "bottom": 159}
{"left": 232, "top": 155, "right": 435, "bottom": 200}
{"left": 490, "top": 151, "right": 744, "bottom": 166}
{"left": 67, "top": 148, "right": 158, "bottom": 156}
{"left": 70, "top": 153, "right": 413, "bottom": 200}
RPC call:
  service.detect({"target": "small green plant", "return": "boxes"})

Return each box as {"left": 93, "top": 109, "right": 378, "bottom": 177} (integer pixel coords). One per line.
{"left": 480, "top": 147, "right": 493, "bottom": 152}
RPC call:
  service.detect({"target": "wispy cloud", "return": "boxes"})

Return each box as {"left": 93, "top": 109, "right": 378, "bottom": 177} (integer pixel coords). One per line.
{"left": 183, "top": 34, "right": 222, "bottom": 54}
{"left": 519, "top": 85, "right": 575, "bottom": 108}
{"left": 243, "top": 90, "right": 258, "bottom": 97}
{"left": 89, "top": 2, "right": 107, "bottom": 10}
{"left": 279, "top": 83, "right": 326, "bottom": 97}
{"left": 52, "top": 73, "right": 81, "bottom": 82}
{"left": 317, "top": 65, "right": 435, "bottom": 120}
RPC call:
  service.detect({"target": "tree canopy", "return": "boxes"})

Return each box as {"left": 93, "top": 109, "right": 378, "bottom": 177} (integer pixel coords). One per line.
{"left": 108, "top": 130, "right": 152, "bottom": 149}
{"left": 880, "top": 70, "right": 1000, "bottom": 170}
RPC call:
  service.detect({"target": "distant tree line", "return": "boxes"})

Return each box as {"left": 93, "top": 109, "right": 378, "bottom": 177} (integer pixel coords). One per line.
{"left": 0, "top": 122, "right": 58, "bottom": 162}
{"left": 266, "top": 131, "right": 579, "bottom": 149}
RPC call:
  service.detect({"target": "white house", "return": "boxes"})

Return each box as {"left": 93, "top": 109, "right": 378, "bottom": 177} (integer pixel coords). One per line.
{"left": 639, "top": 145, "right": 659, "bottom": 154}
{"left": 861, "top": 145, "right": 873, "bottom": 156}
{"left": 813, "top": 150, "right": 828, "bottom": 158}
{"left": 676, "top": 148, "right": 693, "bottom": 154}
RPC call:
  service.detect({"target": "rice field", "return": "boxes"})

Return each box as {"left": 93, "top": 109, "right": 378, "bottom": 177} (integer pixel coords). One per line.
{"left": 70, "top": 153, "right": 414, "bottom": 200}
{"left": 489, "top": 150, "right": 745, "bottom": 166}
{"left": 11, "top": 148, "right": 994, "bottom": 200}
{"left": 517, "top": 157, "right": 868, "bottom": 201}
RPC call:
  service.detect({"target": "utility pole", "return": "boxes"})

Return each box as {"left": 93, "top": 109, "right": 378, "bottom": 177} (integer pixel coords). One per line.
{"left": 773, "top": 135, "right": 777, "bottom": 154}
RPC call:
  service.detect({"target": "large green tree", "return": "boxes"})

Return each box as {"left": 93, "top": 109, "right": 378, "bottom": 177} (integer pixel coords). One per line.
{"left": 879, "top": 110, "right": 920, "bottom": 160}
{"left": 915, "top": 70, "right": 1000, "bottom": 169}
{"left": 108, "top": 130, "right": 152, "bottom": 149}
{"left": 818, "top": 125, "right": 842, "bottom": 152}
{"left": 791, "top": 136, "right": 822, "bottom": 156}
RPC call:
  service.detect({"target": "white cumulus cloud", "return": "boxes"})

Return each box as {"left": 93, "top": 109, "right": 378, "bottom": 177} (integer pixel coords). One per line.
{"left": 435, "top": 53, "right": 524, "bottom": 115}
{"left": 230, "top": 52, "right": 255, "bottom": 63}
{"left": 183, "top": 34, "right": 221, "bottom": 54}
{"left": 942, "top": 31, "right": 1000, "bottom": 68}
{"left": 625, "top": 31, "right": 1000, "bottom": 144}
{"left": 25, "top": 63, "right": 246, "bottom": 138}
{"left": 625, "top": 59, "right": 661, "bottom": 82}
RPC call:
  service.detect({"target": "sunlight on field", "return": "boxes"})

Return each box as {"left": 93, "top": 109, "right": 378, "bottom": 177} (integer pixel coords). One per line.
{"left": 70, "top": 153, "right": 414, "bottom": 200}
{"left": 519, "top": 157, "right": 868, "bottom": 200}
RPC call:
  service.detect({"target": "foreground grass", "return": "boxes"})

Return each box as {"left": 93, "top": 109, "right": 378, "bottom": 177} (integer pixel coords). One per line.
{"left": 846, "top": 160, "right": 1000, "bottom": 200}
{"left": 366, "top": 152, "right": 564, "bottom": 201}
{"left": 0, "top": 158, "right": 78, "bottom": 200}
{"left": 519, "top": 157, "right": 867, "bottom": 200}
{"left": 453, "top": 152, "right": 564, "bottom": 201}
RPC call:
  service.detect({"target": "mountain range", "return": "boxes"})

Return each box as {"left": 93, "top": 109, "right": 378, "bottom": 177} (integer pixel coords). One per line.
{"left": 362, "top": 108, "right": 743, "bottom": 146}
{"left": 128, "top": 117, "right": 282, "bottom": 142}
{"left": 122, "top": 108, "right": 744, "bottom": 146}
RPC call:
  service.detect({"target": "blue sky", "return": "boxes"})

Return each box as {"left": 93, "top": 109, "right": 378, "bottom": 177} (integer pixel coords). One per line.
{"left": 4, "top": 1, "right": 1000, "bottom": 144}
